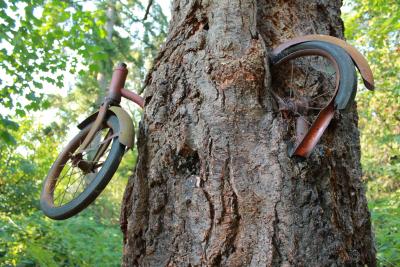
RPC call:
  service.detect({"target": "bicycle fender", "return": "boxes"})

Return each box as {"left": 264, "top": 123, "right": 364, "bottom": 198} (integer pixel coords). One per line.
{"left": 77, "top": 112, "right": 98, "bottom": 130}
{"left": 77, "top": 106, "right": 135, "bottom": 148}
{"left": 108, "top": 106, "right": 135, "bottom": 148}
{"left": 271, "top": 34, "right": 374, "bottom": 90}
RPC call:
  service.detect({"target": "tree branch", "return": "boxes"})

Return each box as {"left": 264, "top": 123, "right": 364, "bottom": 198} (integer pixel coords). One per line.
{"left": 142, "top": 0, "right": 153, "bottom": 21}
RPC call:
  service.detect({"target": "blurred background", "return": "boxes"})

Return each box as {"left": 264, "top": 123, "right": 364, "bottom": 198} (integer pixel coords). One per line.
{"left": 0, "top": 0, "right": 398, "bottom": 266}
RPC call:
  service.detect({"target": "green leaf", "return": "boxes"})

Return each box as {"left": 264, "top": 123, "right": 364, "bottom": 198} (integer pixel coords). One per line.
{"left": 16, "top": 109, "right": 27, "bottom": 117}
{"left": 33, "top": 81, "right": 43, "bottom": 89}
{"left": 1, "top": 118, "right": 19, "bottom": 131}
{"left": 0, "top": 130, "right": 17, "bottom": 145}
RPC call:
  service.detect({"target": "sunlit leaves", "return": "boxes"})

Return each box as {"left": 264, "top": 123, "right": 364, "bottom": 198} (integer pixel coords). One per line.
{"left": 343, "top": 1, "right": 400, "bottom": 265}
{"left": 368, "top": 191, "right": 400, "bottom": 265}
{"left": 1, "top": 1, "right": 168, "bottom": 265}
{"left": 0, "top": 117, "right": 19, "bottom": 145}
{"left": 0, "top": 212, "right": 123, "bottom": 266}
{"left": 0, "top": 0, "right": 168, "bottom": 143}
{"left": 343, "top": 0, "right": 400, "bottom": 189}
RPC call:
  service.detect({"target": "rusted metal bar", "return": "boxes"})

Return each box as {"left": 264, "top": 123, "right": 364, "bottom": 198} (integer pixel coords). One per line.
{"left": 90, "top": 130, "right": 115, "bottom": 166}
{"left": 75, "top": 63, "right": 130, "bottom": 155}
{"left": 271, "top": 37, "right": 375, "bottom": 157}
{"left": 121, "top": 88, "right": 144, "bottom": 108}
{"left": 76, "top": 100, "right": 110, "bottom": 155}
{"left": 109, "top": 63, "right": 128, "bottom": 103}
{"left": 291, "top": 103, "right": 335, "bottom": 157}
{"left": 271, "top": 34, "right": 375, "bottom": 90}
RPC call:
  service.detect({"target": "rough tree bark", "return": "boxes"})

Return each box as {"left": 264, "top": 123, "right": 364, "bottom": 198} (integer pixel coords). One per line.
{"left": 121, "top": 0, "right": 376, "bottom": 266}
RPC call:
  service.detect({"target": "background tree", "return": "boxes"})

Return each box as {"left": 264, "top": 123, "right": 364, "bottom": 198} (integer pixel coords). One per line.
{"left": 121, "top": 0, "right": 375, "bottom": 266}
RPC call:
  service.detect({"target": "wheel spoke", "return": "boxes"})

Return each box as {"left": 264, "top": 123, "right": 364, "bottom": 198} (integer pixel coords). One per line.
{"left": 306, "top": 106, "right": 323, "bottom": 110}
{"left": 57, "top": 169, "right": 74, "bottom": 206}
{"left": 302, "top": 57, "right": 312, "bottom": 89}
{"left": 294, "top": 103, "right": 324, "bottom": 111}
{"left": 81, "top": 145, "right": 103, "bottom": 156}
{"left": 55, "top": 163, "right": 73, "bottom": 188}
{"left": 291, "top": 110, "right": 312, "bottom": 125}
{"left": 311, "top": 89, "right": 330, "bottom": 101}
{"left": 290, "top": 61, "right": 294, "bottom": 98}
{"left": 49, "top": 124, "right": 116, "bottom": 209}
{"left": 56, "top": 171, "right": 85, "bottom": 205}
{"left": 326, "top": 73, "right": 336, "bottom": 88}
{"left": 72, "top": 171, "right": 85, "bottom": 199}
{"left": 55, "top": 170, "right": 83, "bottom": 200}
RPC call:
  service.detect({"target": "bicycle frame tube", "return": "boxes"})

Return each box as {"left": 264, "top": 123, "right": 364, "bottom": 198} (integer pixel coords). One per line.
{"left": 107, "top": 63, "right": 144, "bottom": 108}
{"left": 76, "top": 63, "right": 144, "bottom": 154}
{"left": 108, "top": 63, "right": 128, "bottom": 103}
{"left": 76, "top": 100, "right": 110, "bottom": 155}
{"left": 121, "top": 88, "right": 144, "bottom": 108}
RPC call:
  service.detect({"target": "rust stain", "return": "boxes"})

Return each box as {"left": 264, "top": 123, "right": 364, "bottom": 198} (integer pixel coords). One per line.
{"left": 339, "top": 247, "right": 351, "bottom": 262}
{"left": 219, "top": 70, "right": 258, "bottom": 90}
{"left": 212, "top": 40, "right": 264, "bottom": 90}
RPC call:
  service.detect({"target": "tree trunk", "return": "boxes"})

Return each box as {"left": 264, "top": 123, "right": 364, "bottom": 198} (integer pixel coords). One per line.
{"left": 121, "top": 0, "right": 376, "bottom": 266}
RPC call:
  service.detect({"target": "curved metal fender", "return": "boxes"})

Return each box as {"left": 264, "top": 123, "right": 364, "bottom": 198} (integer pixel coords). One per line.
{"left": 271, "top": 34, "right": 375, "bottom": 90}
{"left": 77, "top": 106, "right": 135, "bottom": 149}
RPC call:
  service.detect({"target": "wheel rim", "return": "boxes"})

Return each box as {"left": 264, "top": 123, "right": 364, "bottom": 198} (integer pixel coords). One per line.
{"left": 270, "top": 44, "right": 351, "bottom": 157}
{"left": 272, "top": 50, "right": 339, "bottom": 114}
{"left": 272, "top": 52, "right": 338, "bottom": 139}
{"left": 40, "top": 115, "right": 126, "bottom": 220}
{"left": 50, "top": 127, "right": 113, "bottom": 207}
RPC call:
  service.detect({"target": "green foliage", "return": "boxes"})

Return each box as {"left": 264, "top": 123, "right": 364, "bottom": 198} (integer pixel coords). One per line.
{"left": 343, "top": 1, "right": 400, "bottom": 265}
{"left": 0, "top": 118, "right": 61, "bottom": 214}
{"left": 0, "top": 211, "right": 123, "bottom": 266}
{"left": 343, "top": 0, "right": 400, "bottom": 192}
{"left": 368, "top": 191, "right": 400, "bottom": 266}
{"left": 0, "top": 0, "right": 168, "bottom": 265}
{"left": 0, "top": 0, "right": 168, "bottom": 140}
{"left": 1, "top": 0, "right": 100, "bottom": 117}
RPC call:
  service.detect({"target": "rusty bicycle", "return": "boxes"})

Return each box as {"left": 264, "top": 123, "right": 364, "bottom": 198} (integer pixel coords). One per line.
{"left": 269, "top": 35, "right": 374, "bottom": 157}
{"left": 40, "top": 35, "right": 374, "bottom": 220}
{"left": 40, "top": 63, "right": 144, "bottom": 220}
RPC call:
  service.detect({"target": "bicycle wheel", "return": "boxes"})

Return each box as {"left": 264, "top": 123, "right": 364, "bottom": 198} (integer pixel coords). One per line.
{"left": 40, "top": 114, "right": 126, "bottom": 220}
{"left": 270, "top": 41, "right": 357, "bottom": 157}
